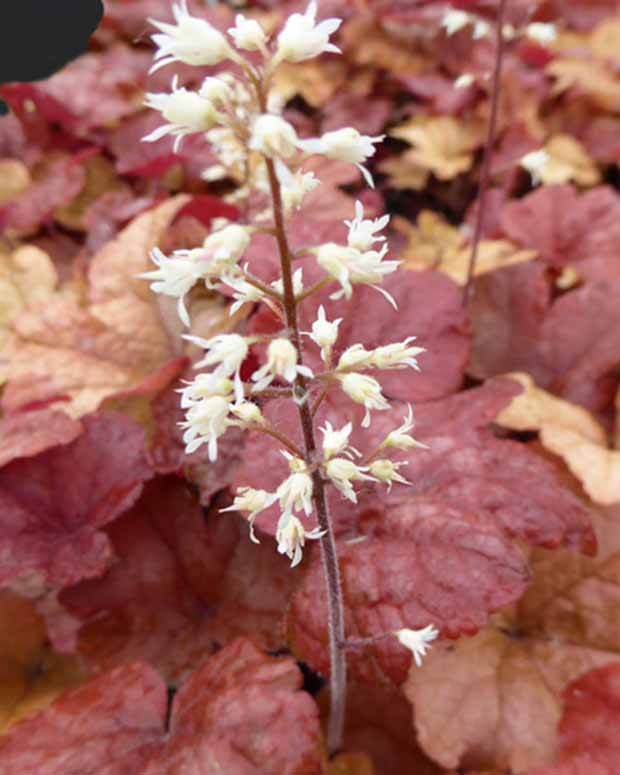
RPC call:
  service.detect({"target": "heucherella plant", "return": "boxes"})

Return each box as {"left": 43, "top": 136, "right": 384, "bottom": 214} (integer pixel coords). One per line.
{"left": 140, "top": 0, "right": 437, "bottom": 754}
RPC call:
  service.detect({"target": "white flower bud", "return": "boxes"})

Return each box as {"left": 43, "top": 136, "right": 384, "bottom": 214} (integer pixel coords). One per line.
{"left": 368, "top": 459, "right": 411, "bottom": 490}
{"left": 454, "top": 73, "right": 475, "bottom": 89}
{"left": 395, "top": 625, "right": 439, "bottom": 667}
{"left": 298, "top": 128, "right": 384, "bottom": 187}
{"left": 276, "top": 514, "right": 325, "bottom": 567}
{"left": 199, "top": 76, "right": 233, "bottom": 105}
{"left": 139, "top": 246, "right": 206, "bottom": 326}
{"left": 203, "top": 223, "right": 252, "bottom": 271}
{"left": 324, "top": 457, "right": 375, "bottom": 502}
{"left": 344, "top": 200, "right": 389, "bottom": 252}
{"left": 220, "top": 486, "right": 277, "bottom": 543}
{"left": 380, "top": 404, "right": 427, "bottom": 451}
{"left": 178, "top": 373, "right": 234, "bottom": 408}
{"left": 337, "top": 373, "right": 389, "bottom": 427}
{"left": 230, "top": 401, "right": 264, "bottom": 425}
{"left": 277, "top": 454, "right": 314, "bottom": 517}
{"left": 228, "top": 14, "right": 268, "bottom": 52}
{"left": 180, "top": 395, "right": 231, "bottom": 460}
{"left": 336, "top": 344, "right": 374, "bottom": 371}
{"left": 320, "top": 421, "right": 359, "bottom": 461}
{"left": 370, "top": 337, "right": 425, "bottom": 370}
{"left": 441, "top": 9, "right": 471, "bottom": 36}
{"left": 275, "top": 1, "right": 342, "bottom": 63}
{"left": 252, "top": 338, "right": 313, "bottom": 391}
{"left": 150, "top": 0, "right": 235, "bottom": 72}
{"left": 276, "top": 161, "right": 320, "bottom": 212}
{"left": 186, "top": 333, "right": 249, "bottom": 403}
{"left": 271, "top": 267, "right": 303, "bottom": 296}
{"left": 250, "top": 115, "right": 298, "bottom": 159}
{"left": 309, "top": 305, "right": 341, "bottom": 361}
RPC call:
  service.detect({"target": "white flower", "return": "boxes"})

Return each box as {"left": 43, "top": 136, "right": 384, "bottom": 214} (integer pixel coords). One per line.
{"left": 228, "top": 13, "right": 268, "bottom": 52}
{"left": 230, "top": 400, "right": 264, "bottom": 425}
{"left": 454, "top": 73, "right": 475, "bottom": 89}
{"left": 222, "top": 274, "right": 266, "bottom": 315}
{"left": 179, "top": 395, "right": 231, "bottom": 460}
{"left": 526, "top": 22, "right": 557, "bottom": 45}
{"left": 178, "top": 372, "right": 234, "bottom": 408}
{"left": 324, "top": 457, "right": 375, "bottom": 502}
{"left": 276, "top": 513, "right": 325, "bottom": 568}
{"left": 276, "top": 161, "right": 320, "bottom": 212}
{"left": 441, "top": 9, "right": 471, "bottom": 36}
{"left": 252, "top": 338, "right": 313, "bottom": 391}
{"left": 250, "top": 114, "right": 298, "bottom": 159}
{"left": 275, "top": 1, "right": 342, "bottom": 63}
{"left": 368, "top": 459, "right": 411, "bottom": 491}
{"left": 187, "top": 333, "right": 249, "bottom": 402}
{"left": 313, "top": 242, "right": 400, "bottom": 306}
{"left": 144, "top": 78, "right": 221, "bottom": 152}
{"left": 139, "top": 246, "right": 206, "bottom": 326}
{"left": 309, "top": 305, "right": 341, "bottom": 361}
{"left": 380, "top": 404, "right": 427, "bottom": 451}
{"left": 150, "top": 0, "right": 235, "bottom": 72}
{"left": 395, "top": 625, "right": 439, "bottom": 667}
{"left": 220, "top": 486, "right": 276, "bottom": 542}
{"left": 277, "top": 453, "right": 314, "bottom": 517}
{"left": 336, "top": 344, "right": 374, "bottom": 371}
{"left": 337, "top": 373, "right": 389, "bottom": 427}
{"left": 520, "top": 149, "right": 549, "bottom": 186}
{"left": 371, "top": 337, "right": 425, "bottom": 370}
{"left": 344, "top": 200, "right": 389, "bottom": 252}
{"left": 271, "top": 267, "right": 304, "bottom": 297}
{"left": 199, "top": 76, "right": 233, "bottom": 105}
{"left": 473, "top": 19, "right": 491, "bottom": 39}
{"left": 320, "top": 421, "right": 360, "bottom": 461}
{"left": 203, "top": 223, "right": 252, "bottom": 275}
{"left": 298, "top": 128, "right": 384, "bottom": 187}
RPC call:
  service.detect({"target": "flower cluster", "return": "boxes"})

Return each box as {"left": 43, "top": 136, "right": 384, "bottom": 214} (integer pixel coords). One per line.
{"left": 141, "top": 0, "right": 437, "bottom": 665}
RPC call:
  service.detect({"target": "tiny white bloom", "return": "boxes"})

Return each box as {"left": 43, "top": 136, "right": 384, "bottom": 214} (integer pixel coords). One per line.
{"left": 454, "top": 73, "right": 475, "bottom": 89}
{"left": 441, "top": 9, "right": 471, "bottom": 36}
{"left": 368, "top": 459, "right": 411, "bottom": 491}
{"left": 150, "top": 0, "right": 235, "bottom": 72}
{"left": 344, "top": 200, "right": 390, "bottom": 252}
{"left": 228, "top": 13, "right": 268, "bottom": 52}
{"left": 337, "top": 373, "right": 389, "bottom": 427}
{"left": 144, "top": 78, "right": 221, "bottom": 152}
{"left": 250, "top": 114, "right": 298, "bottom": 159}
{"left": 324, "top": 457, "right": 375, "bottom": 502}
{"left": 395, "top": 625, "right": 439, "bottom": 667}
{"left": 180, "top": 395, "right": 230, "bottom": 460}
{"left": 252, "top": 338, "right": 312, "bottom": 391}
{"left": 277, "top": 453, "right": 314, "bottom": 517}
{"left": 220, "top": 486, "right": 277, "bottom": 543}
{"left": 222, "top": 273, "right": 265, "bottom": 315}
{"left": 199, "top": 76, "right": 233, "bottom": 105}
{"left": 275, "top": 1, "right": 342, "bottom": 63}
{"left": 178, "top": 372, "right": 234, "bottom": 408}
{"left": 526, "top": 22, "right": 557, "bottom": 45}
{"left": 520, "top": 149, "right": 549, "bottom": 186}
{"left": 271, "top": 267, "right": 304, "bottom": 297}
{"left": 276, "top": 161, "right": 320, "bottom": 213}
{"left": 276, "top": 513, "right": 325, "bottom": 568}
{"left": 186, "top": 333, "right": 249, "bottom": 402}
{"left": 139, "top": 246, "right": 207, "bottom": 326}
{"left": 203, "top": 223, "right": 252, "bottom": 275}
{"left": 230, "top": 400, "right": 264, "bottom": 425}
{"left": 381, "top": 404, "right": 427, "bottom": 451}
{"left": 473, "top": 18, "right": 491, "bottom": 39}
{"left": 336, "top": 344, "right": 374, "bottom": 371}
{"left": 298, "top": 128, "right": 384, "bottom": 187}
{"left": 370, "top": 337, "right": 425, "bottom": 370}
{"left": 309, "top": 305, "right": 342, "bottom": 362}
{"left": 320, "top": 421, "right": 360, "bottom": 461}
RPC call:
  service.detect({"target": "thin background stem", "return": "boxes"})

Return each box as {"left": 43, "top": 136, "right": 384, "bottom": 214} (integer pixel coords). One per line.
{"left": 462, "top": 0, "right": 509, "bottom": 306}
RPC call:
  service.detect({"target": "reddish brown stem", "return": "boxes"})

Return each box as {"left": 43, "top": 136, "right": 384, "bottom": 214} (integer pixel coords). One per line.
{"left": 462, "top": 0, "right": 509, "bottom": 306}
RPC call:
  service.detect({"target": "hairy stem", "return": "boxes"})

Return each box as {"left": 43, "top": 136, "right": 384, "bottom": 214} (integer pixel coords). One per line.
{"left": 264, "top": 153, "right": 347, "bottom": 755}
{"left": 462, "top": 0, "right": 508, "bottom": 305}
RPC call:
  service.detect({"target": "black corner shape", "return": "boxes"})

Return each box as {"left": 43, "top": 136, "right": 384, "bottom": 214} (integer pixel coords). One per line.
{"left": 0, "top": 0, "right": 104, "bottom": 115}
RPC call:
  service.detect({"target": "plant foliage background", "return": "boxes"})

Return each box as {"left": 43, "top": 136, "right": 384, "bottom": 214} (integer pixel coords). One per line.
{"left": 1, "top": 0, "right": 620, "bottom": 773}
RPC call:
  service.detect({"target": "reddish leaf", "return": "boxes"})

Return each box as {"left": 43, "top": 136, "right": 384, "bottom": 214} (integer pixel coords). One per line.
{"left": 0, "top": 84, "right": 80, "bottom": 150}
{"left": 0, "top": 661, "right": 167, "bottom": 775}
{"left": 175, "top": 195, "right": 238, "bottom": 228}
{"left": 0, "top": 155, "right": 86, "bottom": 234}
{"left": 0, "top": 412, "right": 151, "bottom": 588}
{"left": 288, "top": 497, "right": 529, "bottom": 685}
{"left": 0, "top": 408, "right": 82, "bottom": 468}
